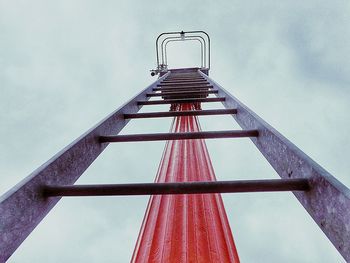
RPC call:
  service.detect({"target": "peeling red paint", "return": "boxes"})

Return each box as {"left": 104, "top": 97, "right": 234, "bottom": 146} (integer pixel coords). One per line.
{"left": 132, "top": 103, "right": 239, "bottom": 263}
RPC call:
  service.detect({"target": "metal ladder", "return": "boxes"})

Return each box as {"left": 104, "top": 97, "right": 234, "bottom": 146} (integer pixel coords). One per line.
{"left": 1, "top": 40, "right": 349, "bottom": 262}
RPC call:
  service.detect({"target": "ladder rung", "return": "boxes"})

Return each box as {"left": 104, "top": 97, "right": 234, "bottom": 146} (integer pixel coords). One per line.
{"left": 165, "top": 77, "right": 202, "bottom": 79}
{"left": 153, "top": 86, "right": 213, "bottom": 91}
{"left": 164, "top": 79, "right": 204, "bottom": 82}
{"left": 43, "top": 179, "right": 310, "bottom": 196}
{"left": 138, "top": 97, "right": 225, "bottom": 105}
{"left": 165, "top": 76, "right": 204, "bottom": 79}
{"left": 160, "top": 81, "right": 208, "bottom": 84}
{"left": 124, "top": 109, "right": 237, "bottom": 119}
{"left": 99, "top": 129, "right": 258, "bottom": 143}
{"left": 147, "top": 90, "right": 218, "bottom": 97}
{"left": 158, "top": 82, "right": 209, "bottom": 87}
{"left": 162, "top": 79, "right": 205, "bottom": 83}
{"left": 153, "top": 88, "right": 212, "bottom": 93}
{"left": 166, "top": 75, "right": 202, "bottom": 78}
{"left": 163, "top": 76, "right": 204, "bottom": 79}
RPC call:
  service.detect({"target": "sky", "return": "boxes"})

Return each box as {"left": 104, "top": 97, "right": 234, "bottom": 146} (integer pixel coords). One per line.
{"left": 1, "top": 0, "right": 350, "bottom": 262}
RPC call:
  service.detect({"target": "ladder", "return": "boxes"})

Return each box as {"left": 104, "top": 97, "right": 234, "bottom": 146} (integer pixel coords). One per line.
{"left": 1, "top": 32, "right": 350, "bottom": 262}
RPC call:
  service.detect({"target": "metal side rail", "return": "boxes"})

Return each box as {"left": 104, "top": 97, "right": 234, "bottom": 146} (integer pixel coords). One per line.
{"left": 198, "top": 69, "right": 350, "bottom": 261}
{"left": 0, "top": 72, "right": 170, "bottom": 262}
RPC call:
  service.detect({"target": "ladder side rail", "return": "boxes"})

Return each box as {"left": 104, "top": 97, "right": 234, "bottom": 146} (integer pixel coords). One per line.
{"left": 198, "top": 70, "right": 350, "bottom": 261}
{"left": 0, "top": 72, "right": 170, "bottom": 262}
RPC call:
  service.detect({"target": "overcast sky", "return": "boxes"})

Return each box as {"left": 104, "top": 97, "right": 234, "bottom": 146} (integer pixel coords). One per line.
{"left": 1, "top": 1, "right": 350, "bottom": 262}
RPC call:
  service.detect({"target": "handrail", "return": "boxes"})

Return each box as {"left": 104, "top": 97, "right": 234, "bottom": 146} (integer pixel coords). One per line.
{"left": 154, "top": 31, "right": 210, "bottom": 74}
{"left": 164, "top": 38, "right": 204, "bottom": 68}
{"left": 160, "top": 35, "right": 206, "bottom": 67}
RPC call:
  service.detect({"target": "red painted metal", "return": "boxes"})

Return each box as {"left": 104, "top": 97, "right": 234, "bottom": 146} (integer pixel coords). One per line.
{"left": 131, "top": 103, "right": 240, "bottom": 262}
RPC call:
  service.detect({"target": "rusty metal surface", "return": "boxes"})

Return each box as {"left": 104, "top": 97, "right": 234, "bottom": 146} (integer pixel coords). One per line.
{"left": 99, "top": 129, "right": 258, "bottom": 143}
{"left": 124, "top": 109, "right": 237, "bottom": 119}
{"left": 43, "top": 179, "right": 310, "bottom": 196}
{"left": 0, "top": 72, "right": 170, "bottom": 262}
{"left": 199, "top": 70, "right": 350, "bottom": 261}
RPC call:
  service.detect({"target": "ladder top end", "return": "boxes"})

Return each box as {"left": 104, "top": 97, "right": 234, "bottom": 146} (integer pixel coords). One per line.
{"left": 159, "top": 67, "right": 209, "bottom": 77}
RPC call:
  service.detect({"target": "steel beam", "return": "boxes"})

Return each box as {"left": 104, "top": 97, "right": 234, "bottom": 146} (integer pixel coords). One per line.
{"left": 43, "top": 179, "right": 310, "bottom": 197}
{"left": 124, "top": 109, "right": 237, "bottom": 119}
{"left": 138, "top": 97, "right": 225, "bottom": 105}
{"left": 0, "top": 72, "right": 170, "bottom": 262}
{"left": 99, "top": 130, "right": 258, "bottom": 143}
{"left": 198, "top": 70, "right": 350, "bottom": 261}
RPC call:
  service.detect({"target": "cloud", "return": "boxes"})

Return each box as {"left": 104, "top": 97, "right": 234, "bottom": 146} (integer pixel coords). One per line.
{"left": 1, "top": 1, "right": 349, "bottom": 262}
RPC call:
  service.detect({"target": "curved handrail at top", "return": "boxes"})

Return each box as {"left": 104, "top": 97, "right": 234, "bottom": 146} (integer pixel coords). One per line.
{"left": 155, "top": 30, "right": 210, "bottom": 70}
{"left": 161, "top": 36, "right": 206, "bottom": 67}
{"left": 164, "top": 38, "right": 204, "bottom": 67}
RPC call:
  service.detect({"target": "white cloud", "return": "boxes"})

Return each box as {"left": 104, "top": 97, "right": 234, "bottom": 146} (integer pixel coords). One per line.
{"left": 1, "top": 1, "right": 349, "bottom": 262}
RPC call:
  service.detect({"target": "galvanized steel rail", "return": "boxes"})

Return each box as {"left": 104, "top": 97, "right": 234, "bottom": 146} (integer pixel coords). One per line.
{"left": 0, "top": 72, "right": 171, "bottom": 262}
{"left": 198, "top": 69, "right": 350, "bottom": 261}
